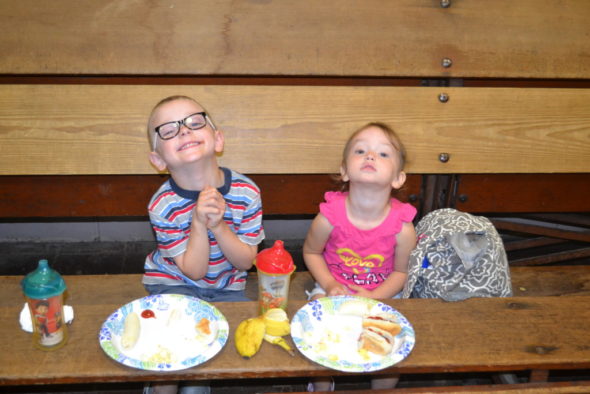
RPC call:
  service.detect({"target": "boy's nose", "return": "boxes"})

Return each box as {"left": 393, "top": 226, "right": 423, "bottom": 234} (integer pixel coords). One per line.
{"left": 179, "top": 124, "right": 192, "bottom": 135}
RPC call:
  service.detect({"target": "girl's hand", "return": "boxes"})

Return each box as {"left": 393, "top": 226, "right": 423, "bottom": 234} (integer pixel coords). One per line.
{"left": 347, "top": 284, "right": 375, "bottom": 299}
{"left": 195, "top": 186, "right": 226, "bottom": 229}
{"left": 326, "top": 282, "right": 351, "bottom": 297}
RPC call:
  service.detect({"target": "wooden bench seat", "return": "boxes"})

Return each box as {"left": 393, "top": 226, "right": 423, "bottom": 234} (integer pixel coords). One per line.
{"left": 2, "top": 265, "right": 588, "bottom": 310}
{"left": 2, "top": 277, "right": 590, "bottom": 386}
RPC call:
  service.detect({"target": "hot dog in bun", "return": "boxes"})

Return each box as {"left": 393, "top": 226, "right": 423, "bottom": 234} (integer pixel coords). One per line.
{"left": 358, "top": 326, "right": 395, "bottom": 356}
{"left": 362, "top": 313, "right": 401, "bottom": 337}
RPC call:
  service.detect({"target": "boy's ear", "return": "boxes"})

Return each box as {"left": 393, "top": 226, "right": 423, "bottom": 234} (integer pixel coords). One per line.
{"left": 392, "top": 170, "right": 407, "bottom": 190}
{"left": 214, "top": 129, "right": 225, "bottom": 153}
{"left": 339, "top": 164, "right": 350, "bottom": 182}
{"left": 148, "top": 151, "right": 168, "bottom": 172}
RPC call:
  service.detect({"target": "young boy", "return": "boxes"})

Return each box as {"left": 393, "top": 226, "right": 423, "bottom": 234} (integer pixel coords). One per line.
{"left": 143, "top": 95, "right": 265, "bottom": 301}
{"left": 143, "top": 96, "right": 264, "bottom": 394}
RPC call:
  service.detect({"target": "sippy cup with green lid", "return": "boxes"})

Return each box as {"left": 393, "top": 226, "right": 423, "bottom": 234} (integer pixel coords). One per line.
{"left": 21, "top": 259, "right": 68, "bottom": 350}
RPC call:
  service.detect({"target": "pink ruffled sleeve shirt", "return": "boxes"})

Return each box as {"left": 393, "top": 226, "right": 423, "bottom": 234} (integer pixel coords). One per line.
{"left": 320, "top": 191, "right": 417, "bottom": 290}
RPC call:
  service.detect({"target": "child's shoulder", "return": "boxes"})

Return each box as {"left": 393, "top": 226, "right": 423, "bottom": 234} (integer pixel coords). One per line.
{"left": 147, "top": 178, "right": 178, "bottom": 212}
{"left": 323, "top": 190, "right": 346, "bottom": 202}
{"left": 390, "top": 197, "right": 417, "bottom": 222}
{"left": 225, "top": 167, "right": 261, "bottom": 194}
{"left": 319, "top": 191, "right": 346, "bottom": 219}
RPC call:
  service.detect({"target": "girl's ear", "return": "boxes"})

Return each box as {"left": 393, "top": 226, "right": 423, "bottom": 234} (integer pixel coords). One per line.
{"left": 392, "top": 170, "right": 407, "bottom": 190}
{"left": 340, "top": 164, "right": 350, "bottom": 182}
{"left": 148, "top": 151, "right": 168, "bottom": 172}
{"left": 214, "top": 129, "right": 225, "bottom": 153}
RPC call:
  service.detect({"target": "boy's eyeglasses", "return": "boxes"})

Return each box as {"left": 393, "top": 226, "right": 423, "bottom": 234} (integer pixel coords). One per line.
{"left": 154, "top": 112, "right": 215, "bottom": 141}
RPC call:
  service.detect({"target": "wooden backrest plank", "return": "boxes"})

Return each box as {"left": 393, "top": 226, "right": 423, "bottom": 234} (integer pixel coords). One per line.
{"left": 1, "top": 0, "right": 589, "bottom": 78}
{"left": 1, "top": 85, "right": 589, "bottom": 175}
{"left": 456, "top": 174, "right": 590, "bottom": 213}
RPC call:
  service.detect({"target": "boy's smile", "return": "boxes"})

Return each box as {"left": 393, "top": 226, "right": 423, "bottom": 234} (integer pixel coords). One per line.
{"left": 178, "top": 141, "right": 201, "bottom": 151}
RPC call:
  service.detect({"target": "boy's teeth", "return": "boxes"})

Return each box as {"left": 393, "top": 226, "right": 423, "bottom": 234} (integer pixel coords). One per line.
{"left": 180, "top": 142, "right": 200, "bottom": 150}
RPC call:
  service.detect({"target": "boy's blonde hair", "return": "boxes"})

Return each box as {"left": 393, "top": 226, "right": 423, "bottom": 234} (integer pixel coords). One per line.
{"left": 336, "top": 122, "right": 407, "bottom": 192}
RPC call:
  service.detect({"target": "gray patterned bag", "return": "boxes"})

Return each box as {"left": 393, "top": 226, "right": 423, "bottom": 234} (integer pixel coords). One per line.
{"left": 402, "top": 208, "right": 512, "bottom": 301}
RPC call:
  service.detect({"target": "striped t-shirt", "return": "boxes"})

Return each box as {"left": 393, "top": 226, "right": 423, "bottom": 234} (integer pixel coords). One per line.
{"left": 143, "top": 167, "right": 265, "bottom": 291}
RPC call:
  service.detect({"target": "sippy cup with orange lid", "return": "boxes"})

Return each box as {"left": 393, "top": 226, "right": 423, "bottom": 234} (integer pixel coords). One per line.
{"left": 21, "top": 259, "right": 68, "bottom": 350}
{"left": 254, "top": 240, "right": 295, "bottom": 314}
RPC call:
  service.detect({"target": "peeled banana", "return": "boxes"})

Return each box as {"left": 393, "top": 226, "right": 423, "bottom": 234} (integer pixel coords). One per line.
{"left": 264, "top": 333, "right": 295, "bottom": 356}
{"left": 235, "top": 308, "right": 294, "bottom": 358}
{"left": 234, "top": 316, "right": 265, "bottom": 358}
{"left": 120, "top": 312, "right": 140, "bottom": 350}
{"left": 263, "top": 308, "right": 291, "bottom": 337}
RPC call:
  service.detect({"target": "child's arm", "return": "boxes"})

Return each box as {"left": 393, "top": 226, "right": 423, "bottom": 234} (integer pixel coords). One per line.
{"left": 200, "top": 186, "right": 257, "bottom": 270}
{"left": 175, "top": 187, "right": 257, "bottom": 279}
{"left": 174, "top": 216, "right": 213, "bottom": 280}
{"left": 303, "top": 213, "right": 350, "bottom": 297}
{"left": 350, "top": 221, "right": 417, "bottom": 299}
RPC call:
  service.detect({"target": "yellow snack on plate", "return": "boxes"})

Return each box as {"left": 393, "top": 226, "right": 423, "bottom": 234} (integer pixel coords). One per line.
{"left": 120, "top": 312, "right": 140, "bottom": 350}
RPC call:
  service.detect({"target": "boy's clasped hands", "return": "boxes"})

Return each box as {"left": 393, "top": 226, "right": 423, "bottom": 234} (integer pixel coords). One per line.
{"left": 194, "top": 185, "right": 226, "bottom": 230}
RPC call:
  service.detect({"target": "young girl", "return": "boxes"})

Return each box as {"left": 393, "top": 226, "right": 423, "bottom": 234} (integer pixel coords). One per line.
{"left": 303, "top": 122, "right": 416, "bottom": 391}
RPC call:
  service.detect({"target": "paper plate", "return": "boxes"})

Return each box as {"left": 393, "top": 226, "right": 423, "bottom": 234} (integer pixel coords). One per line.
{"left": 99, "top": 294, "right": 228, "bottom": 371}
{"left": 290, "top": 295, "right": 415, "bottom": 372}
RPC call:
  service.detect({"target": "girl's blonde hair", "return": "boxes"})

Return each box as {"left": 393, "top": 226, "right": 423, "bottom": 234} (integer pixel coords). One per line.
{"left": 336, "top": 122, "right": 407, "bottom": 193}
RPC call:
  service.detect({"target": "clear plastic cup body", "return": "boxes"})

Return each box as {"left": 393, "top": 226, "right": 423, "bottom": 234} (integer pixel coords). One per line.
{"left": 257, "top": 270, "right": 292, "bottom": 314}
{"left": 26, "top": 293, "right": 68, "bottom": 350}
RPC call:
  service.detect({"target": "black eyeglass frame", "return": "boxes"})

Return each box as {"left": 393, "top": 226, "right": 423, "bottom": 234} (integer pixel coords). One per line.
{"left": 153, "top": 112, "right": 212, "bottom": 141}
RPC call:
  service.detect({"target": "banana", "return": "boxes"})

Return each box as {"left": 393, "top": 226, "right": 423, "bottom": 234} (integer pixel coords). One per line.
{"left": 264, "top": 333, "right": 295, "bottom": 356}
{"left": 234, "top": 316, "right": 266, "bottom": 358}
{"left": 120, "top": 312, "right": 140, "bottom": 350}
{"left": 263, "top": 308, "right": 291, "bottom": 337}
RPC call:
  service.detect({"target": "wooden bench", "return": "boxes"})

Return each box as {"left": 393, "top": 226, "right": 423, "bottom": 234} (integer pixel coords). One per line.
{"left": 1, "top": 0, "right": 589, "bottom": 391}
{"left": 2, "top": 275, "right": 590, "bottom": 388}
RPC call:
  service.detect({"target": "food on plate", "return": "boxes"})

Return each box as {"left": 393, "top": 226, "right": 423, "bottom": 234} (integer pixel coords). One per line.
{"left": 234, "top": 316, "right": 266, "bottom": 358}
{"left": 196, "top": 317, "right": 211, "bottom": 335}
{"left": 362, "top": 313, "right": 402, "bottom": 337}
{"left": 120, "top": 312, "right": 140, "bottom": 349}
{"left": 338, "top": 299, "right": 371, "bottom": 316}
{"left": 145, "top": 344, "right": 174, "bottom": 364}
{"left": 167, "top": 308, "right": 181, "bottom": 326}
{"left": 263, "top": 308, "right": 290, "bottom": 337}
{"left": 141, "top": 309, "right": 155, "bottom": 319}
{"left": 358, "top": 326, "right": 394, "bottom": 356}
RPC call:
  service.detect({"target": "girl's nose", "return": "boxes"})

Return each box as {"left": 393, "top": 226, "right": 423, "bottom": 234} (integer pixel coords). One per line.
{"left": 365, "top": 151, "right": 376, "bottom": 161}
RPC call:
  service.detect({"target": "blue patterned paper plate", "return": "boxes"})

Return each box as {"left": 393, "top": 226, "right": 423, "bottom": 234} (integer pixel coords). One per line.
{"left": 99, "top": 294, "right": 228, "bottom": 371}
{"left": 290, "top": 295, "right": 415, "bottom": 373}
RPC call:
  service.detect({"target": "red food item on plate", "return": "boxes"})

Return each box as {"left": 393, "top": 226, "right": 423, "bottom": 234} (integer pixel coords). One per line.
{"left": 141, "top": 309, "right": 156, "bottom": 319}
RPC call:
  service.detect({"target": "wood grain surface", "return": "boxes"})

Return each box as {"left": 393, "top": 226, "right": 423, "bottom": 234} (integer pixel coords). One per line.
{"left": 0, "top": 174, "right": 421, "bottom": 217}
{"left": 1, "top": 0, "right": 588, "bottom": 78}
{"left": 1, "top": 85, "right": 589, "bottom": 175}
{"left": 1, "top": 269, "right": 589, "bottom": 385}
